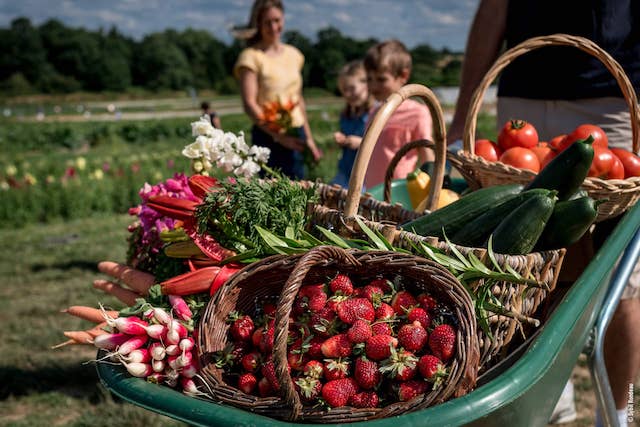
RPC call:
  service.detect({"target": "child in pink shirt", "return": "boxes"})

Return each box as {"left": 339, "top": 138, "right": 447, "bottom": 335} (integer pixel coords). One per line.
{"left": 362, "top": 39, "right": 433, "bottom": 190}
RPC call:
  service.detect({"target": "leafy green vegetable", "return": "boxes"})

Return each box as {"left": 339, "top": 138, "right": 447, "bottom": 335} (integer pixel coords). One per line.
{"left": 194, "top": 173, "right": 318, "bottom": 257}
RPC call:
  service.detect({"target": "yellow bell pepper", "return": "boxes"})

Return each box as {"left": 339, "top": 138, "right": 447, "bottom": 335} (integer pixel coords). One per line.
{"left": 406, "top": 170, "right": 431, "bottom": 210}
{"left": 415, "top": 188, "right": 460, "bottom": 212}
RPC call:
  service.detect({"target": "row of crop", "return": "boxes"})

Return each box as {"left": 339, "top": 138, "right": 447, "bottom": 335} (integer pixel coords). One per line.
{"left": 0, "top": 115, "right": 253, "bottom": 154}
{"left": 0, "top": 154, "right": 191, "bottom": 227}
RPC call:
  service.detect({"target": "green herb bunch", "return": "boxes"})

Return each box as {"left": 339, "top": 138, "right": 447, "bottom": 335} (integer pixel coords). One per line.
{"left": 194, "top": 173, "right": 318, "bottom": 258}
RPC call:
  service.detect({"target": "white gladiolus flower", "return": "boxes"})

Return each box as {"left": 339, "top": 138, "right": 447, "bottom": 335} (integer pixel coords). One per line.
{"left": 191, "top": 116, "right": 214, "bottom": 137}
{"left": 182, "top": 141, "right": 203, "bottom": 159}
{"left": 249, "top": 145, "right": 271, "bottom": 164}
{"left": 234, "top": 159, "right": 261, "bottom": 178}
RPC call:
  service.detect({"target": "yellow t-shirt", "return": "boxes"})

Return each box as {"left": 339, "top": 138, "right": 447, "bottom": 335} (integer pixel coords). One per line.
{"left": 233, "top": 44, "right": 305, "bottom": 127}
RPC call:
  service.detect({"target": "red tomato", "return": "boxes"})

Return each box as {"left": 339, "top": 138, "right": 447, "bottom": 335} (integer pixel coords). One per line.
{"left": 498, "top": 119, "right": 539, "bottom": 150}
{"left": 530, "top": 142, "right": 557, "bottom": 169}
{"left": 548, "top": 134, "right": 567, "bottom": 150}
{"left": 607, "top": 154, "right": 625, "bottom": 180}
{"left": 558, "top": 124, "right": 608, "bottom": 152}
{"left": 610, "top": 148, "right": 640, "bottom": 178}
{"left": 499, "top": 147, "right": 541, "bottom": 173}
{"left": 474, "top": 139, "right": 503, "bottom": 162}
{"left": 588, "top": 147, "right": 615, "bottom": 178}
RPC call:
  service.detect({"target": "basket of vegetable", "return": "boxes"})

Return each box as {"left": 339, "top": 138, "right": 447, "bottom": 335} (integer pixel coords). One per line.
{"left": 196, "top": 245, "right": 479, "bottom": 422}
{"left": 447, "top": 33, "right": 640, "bottom": 222}
{"left": 309, "top": 83, "right": 569, "bottom": 370}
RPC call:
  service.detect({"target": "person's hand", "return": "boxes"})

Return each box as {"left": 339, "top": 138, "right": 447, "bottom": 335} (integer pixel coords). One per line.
{"left": 278, "top": 134, "right": 306, "bottom": 152}
{"left": 334, "top": 131, "right": 347, "bottom": 146}
{"left": 309, "top": 143, "right": 323, "bottom": 162}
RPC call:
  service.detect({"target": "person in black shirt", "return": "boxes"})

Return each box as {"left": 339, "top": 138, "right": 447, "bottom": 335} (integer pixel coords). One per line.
{"left": 448, "top": 2, "right": 640, "bottom": 426}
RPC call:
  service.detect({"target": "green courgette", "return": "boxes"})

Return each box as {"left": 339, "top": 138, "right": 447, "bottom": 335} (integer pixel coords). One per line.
{"left": 450, "top": 188, "right": 549, "bottom": 247}
{"left": 489, "top": 190, "right": 557, "bottom": 255}
{"left": 524, "top": 135, "right": 594, "bottom": 200}
{"left": 535, "top": 196, "right": 602, "bottom": 250}
{"left": 401, "top": 184, "right": 523, "bottom": 238}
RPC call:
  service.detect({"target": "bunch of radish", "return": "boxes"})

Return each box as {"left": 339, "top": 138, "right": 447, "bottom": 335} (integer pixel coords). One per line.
{"left": 59, "top": 296, "right": 203, "bottom": 396}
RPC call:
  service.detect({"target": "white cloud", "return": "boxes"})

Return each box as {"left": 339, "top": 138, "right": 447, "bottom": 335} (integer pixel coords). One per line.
{"left": 333, "top": 11, "right": 351, "bottom": 24}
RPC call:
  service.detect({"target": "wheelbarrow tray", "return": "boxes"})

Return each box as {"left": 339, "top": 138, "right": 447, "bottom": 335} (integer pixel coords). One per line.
{"left": 97, "top": 202, "right": 640, "bottom": 427}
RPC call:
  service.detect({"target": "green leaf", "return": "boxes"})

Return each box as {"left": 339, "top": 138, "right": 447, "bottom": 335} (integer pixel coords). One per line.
{"left": 355, "top": 217, "right": 388, "bottom": 250}
{"left": 256, "top": 225, "right": 290, "bottom": 248}
{"left": 285, "top": 226, "right": 296, "bottom": 240}
{"left": 299, "top": 230, "right": 325, "bottom": 246}
{"left": 315, "top": 226, "right": 351, "bottom": 249}
{"left": 486, "top": 236, "right": 505, "bottom": 274}
{"left": 467, "top": 252, "right": 491, "bottom": 274}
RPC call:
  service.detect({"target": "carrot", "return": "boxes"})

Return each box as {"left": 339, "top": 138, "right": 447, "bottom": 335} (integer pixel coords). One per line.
{"left": 160, "top": 267, "right": 219, "bottom": 295}
{"left": 62, "top": 305, "right": 118, "bottom": 323}
{"left": 98, "top": 261, "right": 155, "bottom": 295}
{"left": 93, "top": 279, "right": 140, "bottom": 306}
{"left": 87, "top": 322, "right": 109, "bottom": 338}
{"left": 63, "top": 330, "right": 95, "bottom": 344}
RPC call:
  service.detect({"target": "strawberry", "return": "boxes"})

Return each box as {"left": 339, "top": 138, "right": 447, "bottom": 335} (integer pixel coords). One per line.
{"left": 349, "top": 391, "right": 379, "bottom": 408}
{"left": 371, "top": 322, "right": 393, "bottom": 336}
{"left": 354, "top": 356, "right": 381, "bottom": 390}
{"left": 259, "top": 319, "right": 275, "bottom": 354}
{"left": 336, "top": 298, "right": 375, "bottom": 324}
{"left": 367, "top": 278, "right": 392, "bottom": 293}
{"left": 346, "top": 319, "right": 372, "bottom": 344}
{"left": 227, "top": 311, "right": 255, "bottom": 342}
{"left": 365, "top": 334, "right": 397, "bottom": 361}
{"left": 407, "top": 307, "right": 431, "bottom": 330}
{"left": 251, "top": 326, "right": 264, "bottom": 348}
{"left": 238, "top": 372, "right": 257, "bottom": 394}
{"left": 257, "top": 376, "right": 273, "bottom": 397}
{"left": 303, "top": 360, "right": 324, "bottom": 379}
{"left": 417, "top": 293, "right": 437, "bottom": 312}
{"left": 397, "top": 379, "right": 429, "bottom": 401}
{"left": 361, "top": 284, "right": 384, "bottom": 307}
{"left": 397, "top": 320, "right": 428, "bottom": 352}
{"left": 391, "top": 290, "right": 417, "bottom": 314}
{"left": 295, "top": 376, "right": 322, "bottom": 403}
{"left": 321, "top": 333, "right": 352, "bottom": 358}
{"left": 322, "top": 378, "right": 358, "bottom": 408}
{"left": 323, "top": 358, "right": 350, "bottom": 380}
{"left": 329, "top": 274, "right": 354, "bottom": 295}
{"left": 230, "top": 340, "right": 251, "bottom": 363}
{"left": 240, "top": 351, "right": 261, "bottom": 373}
{"left": 262, "top": 302, "right": 277, "bottom": 317}
{"left": 294, "top": 284, "right": 328, "bottom": 314}
{"left": 288, "top": 347, "right": 308, "bottom": 372}
{"left": 380, "top": 347, "right": 418, "bottom": 381}
{"left": 429, "top": 324, "right": 456, "bottom": 361}
{"left": 261, "top": 360, "right": 281, "bottom": 392}
{"left": 418, "top": 354, "right": 448, "bottom": 385}
{"left": 375, "top": 303, "right": 395, "bottom": 320}
{"left": 307, "top": 336, "right": 325, "bottom": 360}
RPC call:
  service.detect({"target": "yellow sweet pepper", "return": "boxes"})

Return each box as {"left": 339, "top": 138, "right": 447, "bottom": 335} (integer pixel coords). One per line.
{"left": 406, "top": 170, "right": 431, "bottom": 210}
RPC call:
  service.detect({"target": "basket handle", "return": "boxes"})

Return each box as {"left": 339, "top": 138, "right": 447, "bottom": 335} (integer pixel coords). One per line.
{"left": 344, "top": 83, "right": 447, "bottom": 216}
{"left": 463, "top": 33, "right": 640, "bottom": 155}
{"left": 272, "top": 246, "right": 361, "bottom": 419}
{"left": 381, "top": 138, "right": 436, "bottom": 205}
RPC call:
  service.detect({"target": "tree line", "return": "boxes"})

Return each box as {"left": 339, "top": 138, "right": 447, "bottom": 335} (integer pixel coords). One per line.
{"left": 0, "top": 17, "right": 462, "bottom": 96}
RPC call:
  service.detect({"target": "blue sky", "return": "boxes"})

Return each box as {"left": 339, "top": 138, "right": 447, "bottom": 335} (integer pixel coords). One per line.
{"left": 0, "top": 0, "right": 479, "bottom": 50}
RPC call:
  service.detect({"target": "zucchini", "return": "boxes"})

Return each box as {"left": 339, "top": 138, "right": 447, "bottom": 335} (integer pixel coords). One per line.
{"left": 535, "top": 196, "right": 602, "bottom": 250}
{"left": 401, "top": 184, "right": 523, "bottom": 238}
{"left": 524, "top": 135, "right": 594, "bottom": 201}
{"left": 450, "top": 188, "right": 549, "bottom": 247}
{"left": 489, "top": 190, "right": 557, "bottom": 255}
{"left": 568, "top": 189, "right": 589, "bottom": 200}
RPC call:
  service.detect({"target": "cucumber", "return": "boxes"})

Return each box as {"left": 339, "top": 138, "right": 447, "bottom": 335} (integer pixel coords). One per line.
{"left": 535, "top": 196, "right": 601, "bottom": 250}
{"left": 568, "top": 189, "right": 589, "bottom": 200}
{"left": 524, "top": 136, "right": 594, "bottom": 201}
{"left": 450, "top": 188, "right": 549, "bottom": 247}
{"left": 489, "top": 190, "right": 557, "bottom": 255}
{"left": 400, "top": 184, "right": 523, "bottom": 238}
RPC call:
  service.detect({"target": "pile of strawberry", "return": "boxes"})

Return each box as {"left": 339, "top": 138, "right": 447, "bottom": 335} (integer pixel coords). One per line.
{"left": 221, "top": 273, "right": 458, "bottom": 409}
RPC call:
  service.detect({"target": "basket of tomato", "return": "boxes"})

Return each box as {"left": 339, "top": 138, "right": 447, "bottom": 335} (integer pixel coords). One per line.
{"left": 447, "top": 34, "right": 640, "bottom": 222}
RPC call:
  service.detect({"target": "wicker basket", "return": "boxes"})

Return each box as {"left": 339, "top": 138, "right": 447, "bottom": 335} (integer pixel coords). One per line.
{"left": 312, "top": 83, "right": 566, "bottom": 370}
{"left": 447, "top": 33, "right": 640, "bottom": 222}
{"left": 197, "top": 246, "right": 479, "bottom": 423}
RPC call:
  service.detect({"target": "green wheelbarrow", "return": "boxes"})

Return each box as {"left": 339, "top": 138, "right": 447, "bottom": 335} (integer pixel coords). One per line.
{"left": 97, "top": 202, "right": 640, "bottom": 427}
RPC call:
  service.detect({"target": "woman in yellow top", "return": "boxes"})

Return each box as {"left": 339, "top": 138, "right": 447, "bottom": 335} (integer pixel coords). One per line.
{"left": 233, "top": 0, "right": 322, "bottom": 179}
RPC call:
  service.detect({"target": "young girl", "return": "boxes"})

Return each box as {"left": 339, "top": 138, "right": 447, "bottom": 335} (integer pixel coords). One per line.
{"left": 330, "top": 60, "right": 373, "bottom": 188}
